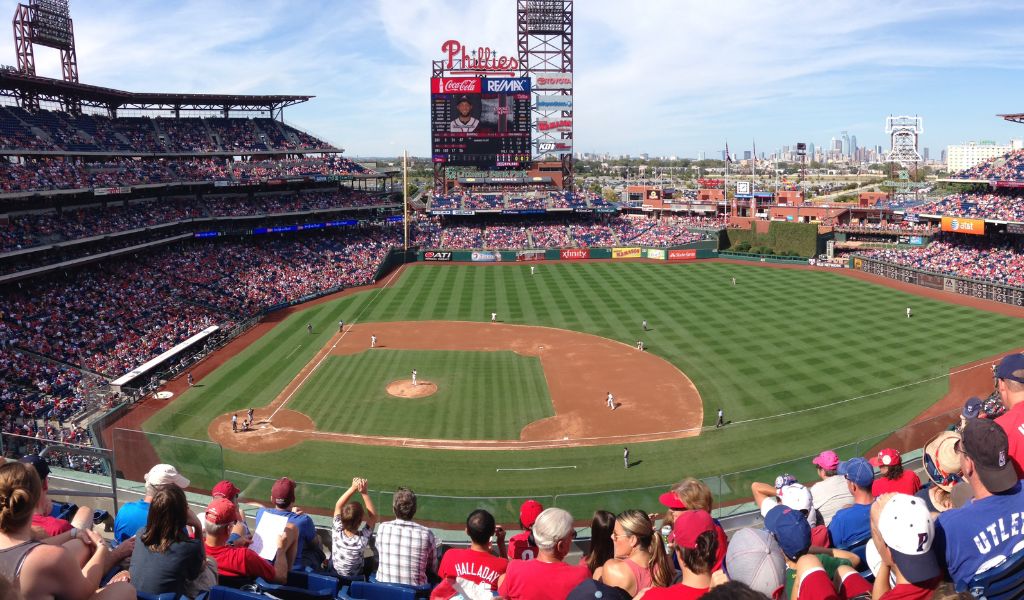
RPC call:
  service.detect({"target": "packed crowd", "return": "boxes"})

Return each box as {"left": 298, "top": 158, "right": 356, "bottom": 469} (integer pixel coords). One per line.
{"left": 0, "top": 106, "right": 336, "bottom": 154}
{"left": 11, "top": 356, "right": 1021, "bottom": 599}
{"left": 613, "top": 219, "right": 707, "bottom": 246}
{"left": 833, "top": 222, "right": 938, "bottom": 235}
{"left": 0, "top": 189, "right": 391, "bottom": 253}
{"left": 0, "top": 227, "right": 401, "bottom": 377}
{"left": 903, "top": 193, "right": 1024, "bottom": 223}
{"left": 953, "top": 148, "right": 1024, "bottom": 181}
{"left": 860, "top": 233, "right": 1024, "bottom": 287}
{"left": 0, "top": 348, "right": 93, "bottom": 433}
{"left": 430, "top": 190, "right": 609, "bottom": 212}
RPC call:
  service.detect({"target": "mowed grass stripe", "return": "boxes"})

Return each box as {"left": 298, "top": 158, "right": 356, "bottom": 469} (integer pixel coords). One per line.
{"left": 144, "top": 262, "right": 1024, "bottom": 515}
{"left": 287, "top": 349, "right": 552, "bottom": 440}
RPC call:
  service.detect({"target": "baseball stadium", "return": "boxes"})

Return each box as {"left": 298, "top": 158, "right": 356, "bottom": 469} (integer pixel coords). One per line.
{"left": 2, "top": 1, "right": 1024, "bottom": 599}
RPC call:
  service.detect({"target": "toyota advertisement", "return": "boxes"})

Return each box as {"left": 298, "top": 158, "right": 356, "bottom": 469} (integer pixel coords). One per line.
{"left": 431, "top": 77, "right": 532, "bottom": 168}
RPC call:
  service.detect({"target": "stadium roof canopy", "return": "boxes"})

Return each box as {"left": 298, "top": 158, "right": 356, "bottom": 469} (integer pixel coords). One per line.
{"left": 998, "top": 113, "right": 1024, "bottom": 124}
{"left": 0, "top": 68, "right": 312, "bottom": 114}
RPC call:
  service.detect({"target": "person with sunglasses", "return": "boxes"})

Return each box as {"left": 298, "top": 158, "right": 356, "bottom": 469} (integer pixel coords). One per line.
{"left": 915, "top": 431, "right": 963, "bottom": 515}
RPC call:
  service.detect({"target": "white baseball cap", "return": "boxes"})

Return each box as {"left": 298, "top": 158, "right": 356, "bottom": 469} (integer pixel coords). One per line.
{"left": 876, "top": 494, "right": 940, "bottom": 583}
{"left": 144, "top": 464, "right": 190, "bottom": 488}
{"left": 778, "top": 483, "right": 812, "bottom": 513}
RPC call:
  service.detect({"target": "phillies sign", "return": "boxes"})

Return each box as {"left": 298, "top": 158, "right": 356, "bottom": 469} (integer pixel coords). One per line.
{"left": 442, "top": 40, "right": 519, "bottom": 73}
{"left": 431, "top": 78, "right": 482, "bottom": 94}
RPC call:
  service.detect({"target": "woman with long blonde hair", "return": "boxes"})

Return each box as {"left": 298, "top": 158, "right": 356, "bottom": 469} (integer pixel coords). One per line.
{"left": 594, "top": 510, "right": 673, "bottom": 595}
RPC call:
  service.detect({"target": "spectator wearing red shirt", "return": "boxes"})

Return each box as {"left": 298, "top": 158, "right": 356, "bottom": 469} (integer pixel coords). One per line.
{"left": 21, "top": 455, "right": 93, "bottom": 540}
{"left": 506, "top": 499, "right": 543, "bottom": 560}
{"left": 437, "top": 509, "right": 507, "bottom": 592}
{"left": 636, "top": 510, "right": 719, "bottom": 600}
{"left": 497, "top": 508, "right": 589, "bottom": 600}
{"left": 203, "top": 496, "right": 297, "bottom": 584}
{"left": 870, "top": 449, "right": 922, "bottom": 496}
{"left": 993, "top": 353, "right": 1024, "bottom": 477}
{"left": 659, "top": 478, "right": 728, "bottom": 571}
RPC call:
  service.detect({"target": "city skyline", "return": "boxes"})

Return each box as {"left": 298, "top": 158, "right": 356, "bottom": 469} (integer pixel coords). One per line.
{"left": 2, "top": 0, "right": 1023, "bottom": 158}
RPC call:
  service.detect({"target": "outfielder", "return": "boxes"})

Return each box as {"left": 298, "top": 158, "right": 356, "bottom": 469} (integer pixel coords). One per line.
{"left": 642, "top": 319, "right": 648, "bottom": 331}
{"left": 906, "top": 307, "right": 912, "bottom": 319}
{"left": 530, "top": 266, "right": 535, "bottom": 275}
{"left": 607, "top": 392, "right": 615, "bottom": 410}
{"left": 623, "top": 447, "right": 630, "bottom": 469}
{"left": 716, "top": 408, "right": 725, "bottom": 428}
{"left": 731, "top": 277, "right": 736, "bottom": 286}
{"left": 371, "top": 335, "right": 377, "bottom": 348}
{"left": 412, "top": 369, "right": 418, "bottom": 386}
{"left": 307, "top": 323, "right": 313, "bottom": 334}
{"left": 491, "top": 312, "right": 497, "bottom": 323}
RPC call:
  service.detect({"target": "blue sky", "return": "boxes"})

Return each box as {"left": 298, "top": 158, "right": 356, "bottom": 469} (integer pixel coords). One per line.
{"left": 3, "top": 0, "right": 1024, "bottom": 158}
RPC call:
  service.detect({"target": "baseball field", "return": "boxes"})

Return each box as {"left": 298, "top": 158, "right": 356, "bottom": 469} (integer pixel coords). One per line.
{"left": 125, "top": 261, "right": 1024, "bottom": 523}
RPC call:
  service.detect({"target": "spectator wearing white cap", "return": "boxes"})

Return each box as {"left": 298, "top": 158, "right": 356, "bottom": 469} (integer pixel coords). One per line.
{"left": 497, "top": 508, "right": 588, "bottom": 600}
{"left": 751, "top": 477, "right": 828, "bottom": 547}
{"left": 808, "top": 450, "right": 853, "bottom": 527}
{"left": 853, "top": 493, "right": 940, "bottom": 598}
{"left": 113, "top": 464, "right": 189, "bottom": 544}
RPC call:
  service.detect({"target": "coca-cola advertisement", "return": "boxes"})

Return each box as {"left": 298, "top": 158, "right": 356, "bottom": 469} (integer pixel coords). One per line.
{"left": 431, "top": 78, "right": 482, "bottom": 94}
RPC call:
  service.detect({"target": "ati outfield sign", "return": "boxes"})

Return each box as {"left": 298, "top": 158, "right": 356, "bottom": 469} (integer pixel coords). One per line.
{"left": 668, "top": 249, "right": 697, "bottom": 261}
{"left": 423, "top": 251, "right": 452, "bottom": 261}
{"left": 941, "top": 216, "right": 985, "bottom": 236}
{"left": 612, "top": 247, "right": 642, "bottom": 259}
{"left": 560, "top": 248, "right": 588, "bottom": 260}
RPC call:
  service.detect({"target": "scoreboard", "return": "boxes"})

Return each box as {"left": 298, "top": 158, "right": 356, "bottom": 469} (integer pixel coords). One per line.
{"left": 431, "top": 77, "right": 532, "bottom": 168}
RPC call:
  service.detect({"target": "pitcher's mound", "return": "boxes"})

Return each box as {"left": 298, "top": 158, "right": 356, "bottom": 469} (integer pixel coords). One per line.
{"left": 386, "top": 380, "right": 438, "bottom": 398}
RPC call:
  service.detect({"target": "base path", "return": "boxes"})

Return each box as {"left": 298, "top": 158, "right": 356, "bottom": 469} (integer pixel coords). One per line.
{"left": 208, "top": 321, "right": 703, "bottom": 451}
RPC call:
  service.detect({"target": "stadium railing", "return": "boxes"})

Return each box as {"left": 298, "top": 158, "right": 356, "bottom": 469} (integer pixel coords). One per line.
{"left": 105, "top": 408, "right": 959, "bottom": 525}
{"left": 852, "top": 256, "right": 1024, "bottom": 308}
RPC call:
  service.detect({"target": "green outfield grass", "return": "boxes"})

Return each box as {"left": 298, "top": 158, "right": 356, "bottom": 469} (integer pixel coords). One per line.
{"left": 138, "top": 261, "right": 1024, "bottom": 522}
{"left": 289, "top": 350, "right": 552, "bottom": 439}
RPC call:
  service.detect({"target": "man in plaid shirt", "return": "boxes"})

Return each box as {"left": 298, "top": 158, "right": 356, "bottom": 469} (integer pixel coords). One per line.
{"left": 375, "top": 487, "right": 438, "bottom": 585}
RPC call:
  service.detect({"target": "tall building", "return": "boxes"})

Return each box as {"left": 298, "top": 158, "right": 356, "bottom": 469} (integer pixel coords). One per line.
{"left": 841, "top": 131, "right": 850, "bottom": 157}
{"left": 850, "top": 135, "right": 858, "bottom": 158}
{"left": 922, "top": 147, "right": 930, "bottom": 161}
{"left": 946, "top": 140, "right": 1024, "bottom": 172}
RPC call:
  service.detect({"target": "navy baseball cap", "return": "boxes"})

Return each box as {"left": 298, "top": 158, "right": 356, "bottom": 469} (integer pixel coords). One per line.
{"left": 763, "top": 505, "right": 810, "bottom": 561}
{"left": 20, "top": 455, "right": 50, "bottom": 481}
{"left": 995, "top": 354, "right": 1024, "bottom": 384}
{"left": 838, "top": 457, "right": 874, "bottom": 489}
{"left": 455, "top": 95, "right": 472, "bottom": 105}
{"left": 962, "top": 397, "right": 983, "bottom": 419}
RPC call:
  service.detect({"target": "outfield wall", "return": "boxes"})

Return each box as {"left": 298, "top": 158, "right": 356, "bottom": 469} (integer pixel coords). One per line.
{"left": 418, "top": 243, "right": 717, "bottom": 263}
{"left": 851, "top": 256, "right": 1024, "bottom": 307}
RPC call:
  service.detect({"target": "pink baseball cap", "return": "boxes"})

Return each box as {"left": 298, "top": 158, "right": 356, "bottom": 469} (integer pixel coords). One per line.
{"left": 811, "top": 450, "right": 839, "bottom": 471}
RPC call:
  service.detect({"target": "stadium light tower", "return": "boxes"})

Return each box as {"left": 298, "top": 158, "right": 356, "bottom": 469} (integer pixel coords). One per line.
{"left": 885, "top": 115, "right": 923, "bottom": 168}
{"left": 517, "top": 0, "right": 574, "bottom": 188}
{"left": 12, "top": 0, "right": 79, "bottom": 112}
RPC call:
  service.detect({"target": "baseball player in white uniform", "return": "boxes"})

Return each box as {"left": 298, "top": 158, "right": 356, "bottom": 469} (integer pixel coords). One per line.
{"left": 491, "top": 312, "right": 497, "bottom": 323}
{"left": 231, "top": 414, "right": 238, "bottom": 433}
{"left": 449, "top": 96, "right": 479, "bottom": 133}
{"left": 371, "top": 335, "right": 377, "bottom": 348}
{"left": 530, "top": 266, "right": 535, "bottom": 275}
{"left": 411, "top": 369, "right": 418, "bottom": 386}
{"left": 607, "top": 392, "right": 615, "bottom": 410}
{"left": 642, "top": 319, "right": 648, "bottom": 331}
{"left": 338, "top": 320, "right": 344, "bottom": 332}
{"left": 623, "top": 447, "right": 630, "bottom": 469}
{"left": 731, "top": 277, "right": 736, "bottom": 286}
{"left": 906, "top": 307, "right": 912, "bottom": 318}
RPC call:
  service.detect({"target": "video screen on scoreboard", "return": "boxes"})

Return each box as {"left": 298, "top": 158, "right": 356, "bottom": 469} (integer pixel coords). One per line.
{"left": 431, "top": 77, "right": 532, "bottom": 168}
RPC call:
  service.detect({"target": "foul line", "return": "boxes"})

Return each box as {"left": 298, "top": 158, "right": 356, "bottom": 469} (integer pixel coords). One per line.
{"left": 268, "top": 265, "right": 405, "bottom": 421}
{"left": 496, "top": 465, "right": 577, "bottom": 472}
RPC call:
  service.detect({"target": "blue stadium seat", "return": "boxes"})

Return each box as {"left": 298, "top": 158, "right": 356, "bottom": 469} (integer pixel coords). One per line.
{"left": 253, "top": 571, "right": 340, "bottom": 600}
{"left": 206, "top": 587, "right": 267, "bottom": 600}
{"left": 338, "top": 581, "right": 428, "bottom": 600}
{"left": 967, "top": 543, "right": 1024, "bottom": 599}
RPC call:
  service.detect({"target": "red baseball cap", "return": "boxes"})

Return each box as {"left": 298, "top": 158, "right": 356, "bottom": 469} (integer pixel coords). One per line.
{"left": 212, "top": 480, "right": 241, "bottom": 500}
{"left": 669, "top": 510, "right": 715, "bottom": 549}
{"left": 658, "top": 491, "right": 687, "bottom": 510}
{"left": 519, "top": 499, "right": 543, "bottom": 528}
{"left": 205, "top": 497, "right": 239, "bottom": 525}
{"left": 870, "top": 448, "right": 902, "bottom": 467}
{"left": 271, "top": 477, "right": 296, "bottom": 505}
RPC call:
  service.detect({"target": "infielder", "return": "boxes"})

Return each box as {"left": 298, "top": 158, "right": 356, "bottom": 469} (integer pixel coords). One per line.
{"left": 231, "top": 414, "right": 238, "bottom": 433}
{"left": 412, "top": 369, "right": 418, "bottom": 386}
{"left": 906, "top": 307, "right": 912, "bottom": 319}
{"left": 339, "top": 320, "right": 345, "bottom": 332}
{"left": 623, "top": 447, "right": 630, "bottom": 469}
{"left": 636, "top": 340, "right": 644, "bottom": 351}
{"left": 247, "top": 407, "right": 254, "bottom": 422}
{"left": 716, "top": 408, "right": 725, "bottom": 428}
{"left": 607, "top": 392, "right": 615, "bottom": 410}
{"left": 491, "top": 312, "right": 497, "bottom": 323}
{"left": 371, "top": 335, "right": 377, "bottom": 348}
{"left": 642, "top": 319, "right": 648, "bottom": 331}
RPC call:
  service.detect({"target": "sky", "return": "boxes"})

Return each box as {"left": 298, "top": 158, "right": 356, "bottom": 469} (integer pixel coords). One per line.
{"left": 3, "top": 0, "right": 1024, "bottom": 159}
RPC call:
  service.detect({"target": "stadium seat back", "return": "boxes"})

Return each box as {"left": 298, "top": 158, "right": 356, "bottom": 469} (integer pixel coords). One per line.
{"left": 342, "top": 581, "right": 418, "bottom": 600}
{"left": 968, "top": 543, "right": 1024, "bottom": 600}
{"left": 206, "top": 587, "right": 267, "bottom": 600}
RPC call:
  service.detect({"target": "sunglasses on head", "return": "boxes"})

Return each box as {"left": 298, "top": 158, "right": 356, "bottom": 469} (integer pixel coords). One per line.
{"left": 924, "top": 452, "right": 962, "bottom": 487}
